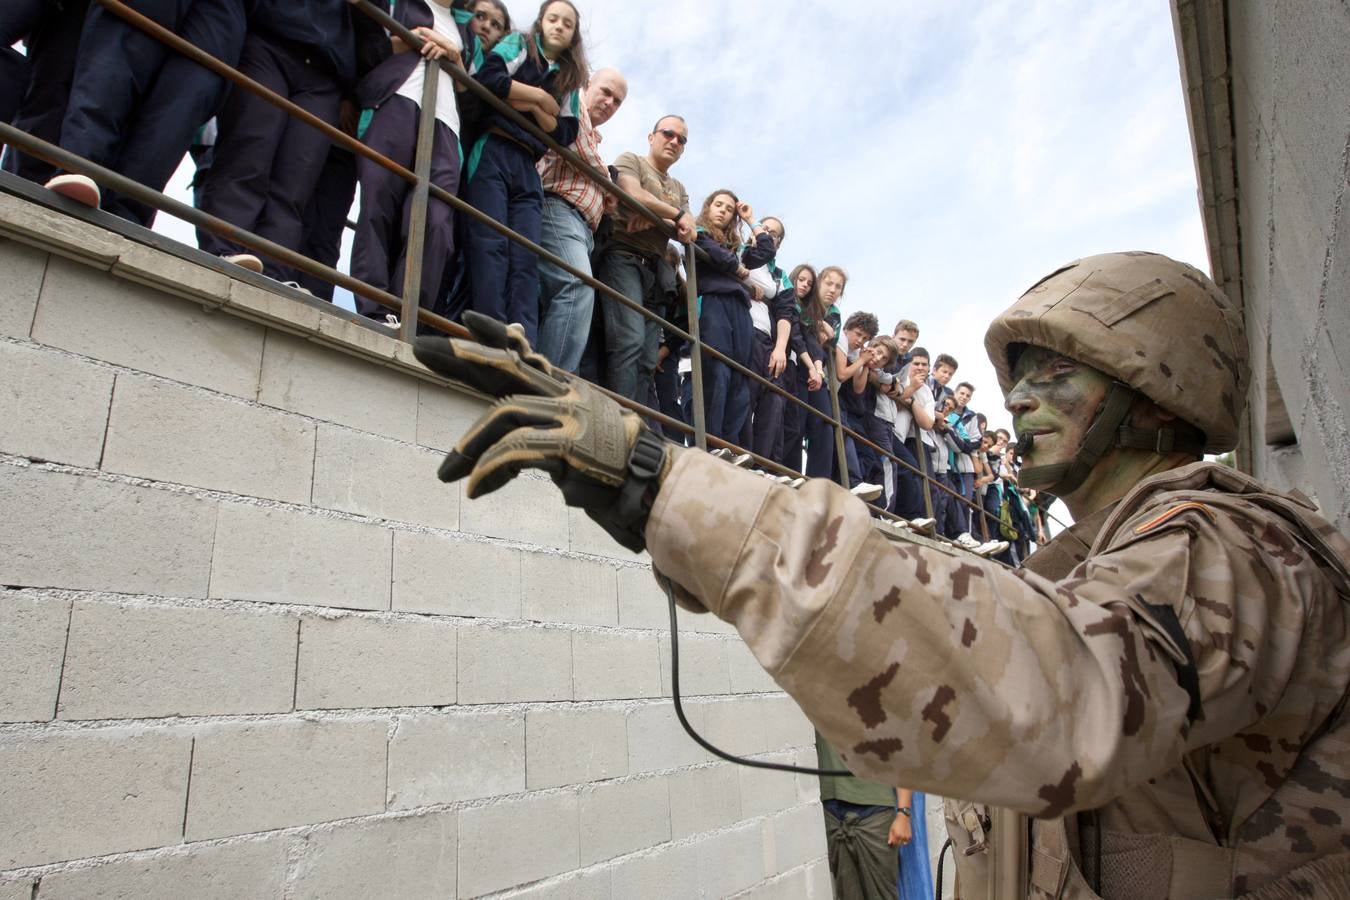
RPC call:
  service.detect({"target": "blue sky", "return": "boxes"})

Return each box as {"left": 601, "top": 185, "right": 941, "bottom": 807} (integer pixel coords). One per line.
{"left": 158, "top": 0, "right": 1206, "bottom": 441}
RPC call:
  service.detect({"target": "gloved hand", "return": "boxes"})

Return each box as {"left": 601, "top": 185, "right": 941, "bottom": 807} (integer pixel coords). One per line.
{"left": 413, "top": 312, "right": 671, "bottom": 552}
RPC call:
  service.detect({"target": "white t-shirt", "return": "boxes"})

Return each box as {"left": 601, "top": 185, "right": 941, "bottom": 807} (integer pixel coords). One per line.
{"left": 395, "top": 5, "right": 463, "bottom": 133}
{"left": 744, "top": 264, "right": 778, "bottom": 335}
{"left": 892, "top": 363, "right": 933, "bottom": 443}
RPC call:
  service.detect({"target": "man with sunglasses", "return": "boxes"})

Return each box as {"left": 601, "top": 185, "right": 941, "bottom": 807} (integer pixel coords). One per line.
{"left": 596, "top": 115, "right": 695, "bottom": 406}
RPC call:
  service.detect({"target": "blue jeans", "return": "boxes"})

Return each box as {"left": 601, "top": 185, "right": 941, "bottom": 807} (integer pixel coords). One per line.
{"left": 597, "top": 249, "right": 660, "bottom": 403}
{"left": 536, "top": 195, "right": 595, "bottom": 373}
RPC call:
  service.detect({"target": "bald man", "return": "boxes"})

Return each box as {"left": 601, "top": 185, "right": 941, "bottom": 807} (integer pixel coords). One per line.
{"left": 535, "top": 67, "right": 628, "bottom": 373}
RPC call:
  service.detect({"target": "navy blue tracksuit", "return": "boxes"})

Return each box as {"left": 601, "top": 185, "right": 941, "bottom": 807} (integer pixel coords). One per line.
{"left": 2, "top": 0, "right": 89, "bottom": 183}
{"left": 693, "top": 230, "right": 775, "bottom": 443}
{"left": 801, "top": 306, "right": 840, "bottom": 479}
{"left": 740, "top": 273, "right": 796, "bottom": 464}
{"left": 198, "top": 1, "right": 355, "bottom": 276}
{"left": 462, "top": 32, "right": 579, "bottom": 344}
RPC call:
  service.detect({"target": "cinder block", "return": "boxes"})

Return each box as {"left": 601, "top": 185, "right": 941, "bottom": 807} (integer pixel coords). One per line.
{"left": 768, "top": 804, "right": 827, "bottom": 876}
{"left": 0, "top": 728, "right": 191, "bottom": 869}
{"left": 102, "top": 375, "right": 314, "bottom": 504}
{"left": 567, "top": 504, "right": 648, "bottom": 562}
{"left": 31, "top": 256, "right": 264, "bottom": 399}
{"left": 0, "top": 341, "right": 114, "bottom": 468}
{"left": 738, "top": 751, "right": 800, "bottom": 820}
{"left": 459, "top": 473, "right": 569, "bottom": 550}
{"left": 386, "top": 710, "right": 524, "bottom": 809}
{"left": 392, "top": 531, "right": 521, "bottom": 620}
{"left": 296, "top": 615, "right": 456, "bottom": 710}
{"left": 312, "top": 425, "right": 458, "bottom": 529}
{"left": 694, "top": 820, "right": 764, "bottom": 898}
{"left": 703, "top": 696, "right": 812, "bottom": 759}
{"left": 572, "top": 631, "right": 661, "bottom": 701}
{"left": 415, "top": 381, "right": 486, "bottom": 452}
{"left": 185, "top": 718, "right": 386, "bottom": 841}
{"left": 58, "top": 601, "right": 296, "bottom": 720}
{"left": 805, "top": 857, "right": 832, "bottom": 898}
{"left": 667, "top": 763, "right": 741, "bottom": 839}
{"left": 0, "top": 592, "right": 69, "bottom": 722}
{"left": 658, "top": 633, "right": 730, "bottom": 697}
{"left": 727, "top": 640, "right": 780, "bottom": 694}
{"left": 625, "top": 699, "right": 711, "bottom": 774}
{"left": 209, "top": 504, "right": 391, "bottom": 611}
{"left": 525, "top": 707, "right": 628, "bottom": 789}
{"left": 609, "top": 842, "right": 697, "bottom": 899}
{"left": 456, "top": 792, "right": 580, "bottom": 897}
{"left": 758, "top": 695, "right": 815, "bottom": 752}
{"left": 290, "top": 813, "right": 456, "bottom": 900}
{"left": 0, "top": 880, "right": 34, "bottom": 900}
{"left": 258, "top": 330, "right": 418, "bottom": 443}
{"left": 616, "top": 566, "right": 737, "bottom": 635}
{"left": 0, "top": 466, "right": 216, "bottom": 597}
{"left": 578, "top": 776, "right": 670, "bottom": 865}
{"left": 734, "top": 867, "right": 813, "bottom": 900}
{"left": 457, "top": 625, "right": 571, "bottom": 704}
{"left": 0, "top": 237, "right": 46, "bottom": 337}
{"left": 36, "top": 835, "right": 289, "bottom": 899}
{"left": 521, "top": 553, "right": 618, "bottom": 626}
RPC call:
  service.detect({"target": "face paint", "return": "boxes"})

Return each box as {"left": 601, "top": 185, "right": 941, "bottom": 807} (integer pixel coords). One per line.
{"left": 1006, "top": 346, "right": 1113, "bottom": 473}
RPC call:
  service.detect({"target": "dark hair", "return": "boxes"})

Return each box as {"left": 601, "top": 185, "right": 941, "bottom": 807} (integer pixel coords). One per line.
{"left": 695, "top": 189, "right": 740, "bottom": 252}
{"left": 995, "top": 428, "right": 1011, "bottom": 441}
{"left": 788, "top": 263, "right": 821, "bottom": 323}
{"left": 909, "top": 346, "right": 931, "bottom": 362}
{"left": 871, "top": 335, "right": 900, "bottom": 362}
{"left": 526, "top": 0, "right": 589, "bottom": 100}
{"left": 843, "top": 311, "right": 879, "bottom": 338}
{"left": 651, "top": 114, "right": 687, "bottom": 133}
{"left": 956, "top": 381, "right": 975, "bottom": 394}
{"left": 976, "top": 412, "right": 988, "bottom": 429}
{"left": 471, "top": 0, "right": 511, "bottom": 32}
{"left": 934, "top": 353, "right": 958, "bottom": 371}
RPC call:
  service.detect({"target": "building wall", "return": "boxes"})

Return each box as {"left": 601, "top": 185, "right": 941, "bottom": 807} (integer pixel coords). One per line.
{"left": 0, "top": 193, "right": 829, "bottom": 899}
{"left": 1174, "top": 0, "right": 1350, "bottom": 529}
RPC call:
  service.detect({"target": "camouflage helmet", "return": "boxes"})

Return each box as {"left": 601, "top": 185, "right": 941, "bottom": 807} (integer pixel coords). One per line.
{"left": 984, "top": 251, "right": 1248, "bottom": 454}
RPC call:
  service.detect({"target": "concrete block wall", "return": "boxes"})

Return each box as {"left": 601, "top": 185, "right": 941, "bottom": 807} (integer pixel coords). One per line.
{"left": 1211, "top": 3, "right": 1350, "bottom": 528}
{"left": 0, "top": 193, "right": 829, "bottom": 899}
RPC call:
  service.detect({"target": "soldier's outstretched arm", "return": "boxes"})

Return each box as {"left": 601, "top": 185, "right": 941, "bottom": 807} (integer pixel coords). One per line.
{"left": 645, "top": 449, "right": 1315, "bottom": 819}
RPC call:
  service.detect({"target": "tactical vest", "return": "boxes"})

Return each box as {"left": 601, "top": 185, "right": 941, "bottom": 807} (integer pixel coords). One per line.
{"left": 944, "top": 464, "right": 1350, "bottom": 899}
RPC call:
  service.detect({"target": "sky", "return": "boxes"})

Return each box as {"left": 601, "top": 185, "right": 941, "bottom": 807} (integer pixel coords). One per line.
{"left": 155, "top": 0, "right": 1207, "bottom": 446}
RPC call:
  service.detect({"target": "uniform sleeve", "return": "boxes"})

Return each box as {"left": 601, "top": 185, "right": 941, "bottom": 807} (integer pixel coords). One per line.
{"left": 644, "top": 450, "right": 1272, "bottom": 817}
{"left": 740, "top": 231, "right": 777, "bottom": 271}
{"left": 694, "top": 232, "right": 741, "bottom": 275}
{"left": 473, "top": 43, "right": 513, "bottom": 98}
{"left": 548, "top": 88, "right": 580, "bottom": 147}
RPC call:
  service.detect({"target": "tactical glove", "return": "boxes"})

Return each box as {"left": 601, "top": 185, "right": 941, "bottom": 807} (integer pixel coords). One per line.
{"left": 413, "top": 312, "right": 671, "bottom": 552}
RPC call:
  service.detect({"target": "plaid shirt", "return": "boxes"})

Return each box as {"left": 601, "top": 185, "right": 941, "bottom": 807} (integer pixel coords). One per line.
{"left": 537, "top": 103, "right": 605, "bottom": 231}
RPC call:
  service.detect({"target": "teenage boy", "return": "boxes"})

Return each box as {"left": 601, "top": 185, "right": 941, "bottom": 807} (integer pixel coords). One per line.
{"left": 889, "top": 346, "right": 935, "bottom": 523}
{"left": 858, "top": 335, "right": 901, "bottom": 509}
{"left": 836, "top": 311, "right": 883, "bottom": 501}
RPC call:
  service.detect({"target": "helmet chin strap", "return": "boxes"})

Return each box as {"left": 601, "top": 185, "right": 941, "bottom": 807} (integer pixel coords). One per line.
{"left": 1015, "top": 382, "right": 1208, "bottom": 495}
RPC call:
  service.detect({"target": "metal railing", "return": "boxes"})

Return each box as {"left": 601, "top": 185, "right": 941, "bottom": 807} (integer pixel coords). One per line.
{"left": 0, "top": 0, "right": 1041, "bottom": 553}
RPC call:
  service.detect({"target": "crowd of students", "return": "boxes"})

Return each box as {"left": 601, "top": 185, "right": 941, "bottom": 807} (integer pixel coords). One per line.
{"left": 1, "top": 0, "right": 1053, "bottom": 559}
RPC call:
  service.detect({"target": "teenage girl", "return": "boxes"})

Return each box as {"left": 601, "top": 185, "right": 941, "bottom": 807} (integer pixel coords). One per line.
{"left": 692, "top": 189, "right": 776, "bottom": 442}
{"left": 800, "top": 266, "right": 844, "bottom": 477}
{"left": 462, "top": 0, "right": 588, "bottom": 343}
{"left": 351, "top": 0, "right": 468, "bottom": 322}
{"left": 781, "top": 263, "right": 821, "bottom": 472}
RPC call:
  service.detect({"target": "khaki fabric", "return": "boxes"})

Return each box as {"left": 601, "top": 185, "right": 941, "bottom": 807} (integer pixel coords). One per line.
{"left": 646, "top": 450, "right": 1350, "bottom": 899}
{"left": 825, "top": 805, "right": 900, "bottom": 900}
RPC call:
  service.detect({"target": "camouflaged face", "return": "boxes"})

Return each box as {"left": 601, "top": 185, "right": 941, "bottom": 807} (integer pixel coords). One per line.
{"left": 646, "top": 449, "right": 1350, "bottom": 898}
{"left": 983, "top": 252, "right": 1249, "bottom": 453}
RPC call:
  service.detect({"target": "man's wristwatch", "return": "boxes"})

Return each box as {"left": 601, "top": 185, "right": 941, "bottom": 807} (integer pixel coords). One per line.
{"left": 897, "top": 807, "right": 912, "bottom": 818}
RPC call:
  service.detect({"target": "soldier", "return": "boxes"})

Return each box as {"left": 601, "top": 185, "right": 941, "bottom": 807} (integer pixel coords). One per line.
{"left": 414, "top": 252, "right": 1350, "bottom": 899}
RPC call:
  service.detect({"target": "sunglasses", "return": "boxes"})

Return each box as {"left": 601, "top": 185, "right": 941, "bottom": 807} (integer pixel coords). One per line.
{"left": 654, "top": 128, "right": 688, "bottom": 146}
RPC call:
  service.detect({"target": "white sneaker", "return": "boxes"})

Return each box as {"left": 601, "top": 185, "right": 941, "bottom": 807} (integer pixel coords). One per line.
{"left": 383, "top": 314, "right": 401, "bottom": 329}
{"left": 973, "top": 540, "right": 1009, "bottom": 558}
{"left": 954, "top": 532, "right": 981, "bottom": 550}
{"left": 850, "top": 482, "right": 883, "bottom": 502}
{"left": 45, "top": 173, "right": 100, "bottom": 208}
{"left": 731, "top": 452, "right": 754, "bottom": 468}
{"left": 222, "top": 253, "right": 264, "bottom": 273}
{"left": 908, "top": 517, "right": 937, "bottom": 535}
{"left": 788, "top": 477, "right": 806, "bottom": 488}
{"left": 710, "top": 448, "right": 734, "bottom": 461}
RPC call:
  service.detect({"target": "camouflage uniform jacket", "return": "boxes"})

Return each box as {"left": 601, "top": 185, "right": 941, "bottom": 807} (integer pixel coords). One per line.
{"left": 645, "top": 450, "right": 1350, "bottom": 898}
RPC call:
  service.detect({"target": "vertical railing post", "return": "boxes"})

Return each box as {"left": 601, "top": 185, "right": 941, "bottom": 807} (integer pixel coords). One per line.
{"left": 399, "top": 60, "right": 439, "bottom": 342}
{"left": 826, "top": 352, "right": 850, "bottom": 490}
{"left": 683, "top": 245, "right": 707, "bottom": 451}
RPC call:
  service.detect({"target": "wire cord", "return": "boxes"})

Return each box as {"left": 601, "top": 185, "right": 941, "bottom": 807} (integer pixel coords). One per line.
{"left": 658, "top": 572, "right": 853, "bottom": 777}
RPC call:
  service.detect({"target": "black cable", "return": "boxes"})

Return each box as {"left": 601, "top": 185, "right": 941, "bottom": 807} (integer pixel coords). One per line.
{"left": 657, "top": 573, "right": 852, "bottom": 777}
{"left": 935, "top": 837, "right": 953, "bottom": 900}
